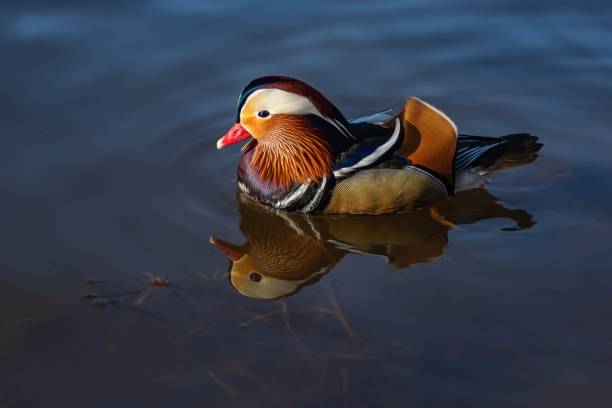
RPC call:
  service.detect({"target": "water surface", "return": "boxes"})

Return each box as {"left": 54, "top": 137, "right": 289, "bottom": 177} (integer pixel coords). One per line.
{"left": 2, "top": 0, "right": 612, "bottom": 406}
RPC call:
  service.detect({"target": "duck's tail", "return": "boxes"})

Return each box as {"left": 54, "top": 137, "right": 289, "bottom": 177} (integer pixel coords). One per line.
{"left": 454, "top": 133, "right": 543, "bottom": 191}
{"left": 363, "top": 98, "right": 542, "bottom": 193}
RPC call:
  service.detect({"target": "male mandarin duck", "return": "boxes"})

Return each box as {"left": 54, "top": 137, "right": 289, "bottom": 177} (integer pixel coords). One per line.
{"left": 216, "top": 76, "right": 542, "bottom": 215}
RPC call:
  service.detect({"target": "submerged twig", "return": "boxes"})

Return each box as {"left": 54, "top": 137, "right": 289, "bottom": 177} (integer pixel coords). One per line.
{"left": 132, "top": 286, "right": 156, "bottom": 306}
{"left": 240, "top": 310, "right": 284, "bottom": 328}
{"left": 340, "top": 368, "right": 349, "bottom": 393}
{"left": 323, "top": 282, "right": 354, "bottom": 338}
{"left": 322, "top": 352, "right": 384, "bottom": 361}
{"left": 144, "top": 273, "right": 169, "bottom": 287}
{"left": 280, "top": 299, "right": 295, "bottom": 336}
{"left": 208, "top": 371, "right": 237, "bottom": 397}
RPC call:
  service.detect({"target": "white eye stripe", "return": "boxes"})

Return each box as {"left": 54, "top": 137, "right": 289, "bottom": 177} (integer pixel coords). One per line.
{"left": 241, "top": 88, "right": 356, "bottom": 139}
{"left": 241, "top": 89, "right": 322, "bottom": 117}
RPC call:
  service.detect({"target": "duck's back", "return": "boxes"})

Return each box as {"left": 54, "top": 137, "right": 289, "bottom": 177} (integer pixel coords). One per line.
{"left": 323, "top": 97, "right": 457, "bottom": 215}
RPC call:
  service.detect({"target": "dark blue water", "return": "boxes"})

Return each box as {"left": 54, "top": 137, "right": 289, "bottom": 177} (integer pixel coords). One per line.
{"left": 2, "top": 1, "right": 612, "bottom": 406}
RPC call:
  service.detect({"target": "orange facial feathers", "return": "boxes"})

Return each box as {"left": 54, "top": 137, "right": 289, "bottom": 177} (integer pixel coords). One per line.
{"left": 250, "top": 115, "right": 333, "bottom": 188}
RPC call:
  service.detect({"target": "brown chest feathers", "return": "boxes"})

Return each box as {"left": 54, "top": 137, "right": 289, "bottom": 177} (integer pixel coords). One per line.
{"left": 250, "top": 120, "right": 333, "bottom": 188}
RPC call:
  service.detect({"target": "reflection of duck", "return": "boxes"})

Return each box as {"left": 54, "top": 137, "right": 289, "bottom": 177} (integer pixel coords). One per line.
{"left": 211, "top": 190, "right": 534, "bottom": 299}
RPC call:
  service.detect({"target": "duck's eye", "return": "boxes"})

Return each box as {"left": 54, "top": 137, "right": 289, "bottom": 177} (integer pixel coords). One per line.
{"left": 257, "top": 110, "right": 270, "bottom": 118}
{"left": 249, "top": 272, "right": 262, "bottom": 282}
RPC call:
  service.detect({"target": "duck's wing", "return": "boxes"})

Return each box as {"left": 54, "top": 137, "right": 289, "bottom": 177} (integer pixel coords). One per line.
{"left": 349, "top": 108, "right": 395, "bottom": 125}
{"left": 341, "top": 98, "right": 458, "bottom": 188}
{"left": 333, "top": 118, "right": 404, "bottom": 179}
{"left": 396, "top": 97, "right": 458, "bottom": 189}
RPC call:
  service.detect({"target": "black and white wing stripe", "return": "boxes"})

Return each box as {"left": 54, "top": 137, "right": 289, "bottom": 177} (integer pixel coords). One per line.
{"left": 454, "top": 133, "right": 541, "bottom": 191}
{"left": 247, "top": 176, "right": 332, "bottom": 214}
{"left": 349, "top": 108, "right": 395, "bottom": 125}
{"left": 333, "top": 118, "right": 403, "bottom": 179}
{"left": 301, "top": 176, "right": 330, "bottom": 213}
{"left": 455, "top": 139, "right": 506, "bottom": 174}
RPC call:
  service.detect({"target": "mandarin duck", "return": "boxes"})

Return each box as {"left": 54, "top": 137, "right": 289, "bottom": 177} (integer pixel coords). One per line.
{"left": 217, "top": 76, "right": 542, "bottom": 215}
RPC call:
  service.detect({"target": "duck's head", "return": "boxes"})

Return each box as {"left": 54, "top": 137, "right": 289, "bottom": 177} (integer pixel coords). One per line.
{"left": 217, "top": 76, "right": 355, "bottom": 187}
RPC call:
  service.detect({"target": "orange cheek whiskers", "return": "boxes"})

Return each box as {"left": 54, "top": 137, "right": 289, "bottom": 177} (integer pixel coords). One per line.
{"left": 250, "top": 128, "right": 333, "bottom": 188}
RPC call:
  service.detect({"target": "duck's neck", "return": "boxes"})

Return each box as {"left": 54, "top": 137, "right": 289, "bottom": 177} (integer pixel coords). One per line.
{"left": 237, "top": 140, "right": 334, "bottom": 212}
{"left": 248, "top": 135, "right": 333, "bottom": 189}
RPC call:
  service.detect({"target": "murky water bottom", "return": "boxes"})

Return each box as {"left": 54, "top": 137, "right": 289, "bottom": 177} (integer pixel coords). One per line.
{"left": 2, "top": 0, "right": 612, "bottom": 406}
